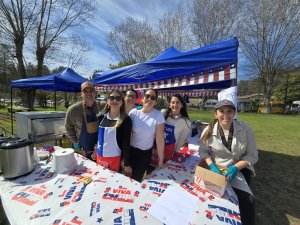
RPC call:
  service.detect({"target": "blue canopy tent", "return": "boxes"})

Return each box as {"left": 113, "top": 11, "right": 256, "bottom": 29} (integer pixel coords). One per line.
{"left": 11, "top": 68, "right": 87, "bottom": 92}
{"left": 93, "top": 38, "right": 238, "bottom": 93}
{"left": 10, "top": 68, "right": 88, "bottom": 133}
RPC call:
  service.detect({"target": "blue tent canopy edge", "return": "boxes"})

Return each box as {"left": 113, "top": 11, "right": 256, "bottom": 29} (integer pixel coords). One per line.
{"left": 93, "top": 37, "right": 238, "bottom": 89}
{"left": 11, "top": 68, "right": 88, "bottom": 92}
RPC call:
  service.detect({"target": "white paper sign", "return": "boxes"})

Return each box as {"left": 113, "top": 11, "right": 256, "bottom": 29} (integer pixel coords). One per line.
{"left": 147, "top": 186, "right": 199, "bottom": 225}
{"left": 218, "top": 86, "right": 238, "bottom": 118}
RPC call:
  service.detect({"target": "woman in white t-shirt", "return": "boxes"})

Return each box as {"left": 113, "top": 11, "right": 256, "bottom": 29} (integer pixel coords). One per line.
{"left": 129, "top": 89, "right": 165, "bottom": 182}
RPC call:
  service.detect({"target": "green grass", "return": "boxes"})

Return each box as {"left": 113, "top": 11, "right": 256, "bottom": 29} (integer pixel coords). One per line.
{"left": 189, "top": 110, "right": 300, "bottom": 156}
{"left": 188, "top": 109, "right": 300, "bottom": 225}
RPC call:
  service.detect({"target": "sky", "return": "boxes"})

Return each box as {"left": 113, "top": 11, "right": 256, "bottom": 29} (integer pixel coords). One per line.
{"left": 76, "top": 0, "right": 182, "bottom": 78}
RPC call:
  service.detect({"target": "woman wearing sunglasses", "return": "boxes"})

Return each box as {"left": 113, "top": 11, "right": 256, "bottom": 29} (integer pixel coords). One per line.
{"left": 162, "top": 94, "right": 192, "bottom": 161}
{"left": 92, "top": 90, "right": 132, "bottom": 175}
{"left": 129, "top": 89, "right": 165, "bottom": 182}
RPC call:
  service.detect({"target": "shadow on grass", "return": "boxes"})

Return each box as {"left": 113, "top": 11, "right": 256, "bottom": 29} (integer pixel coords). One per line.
{"left": 253, "top": 149, "right": 300, "bottom": 225}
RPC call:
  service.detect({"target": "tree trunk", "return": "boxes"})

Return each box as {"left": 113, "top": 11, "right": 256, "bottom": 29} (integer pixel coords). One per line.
{"left": 20, "top": 89, "right": 36, "bottom": 110}
{"left": 15, "top": 35, "right": 36, "bottom": 109}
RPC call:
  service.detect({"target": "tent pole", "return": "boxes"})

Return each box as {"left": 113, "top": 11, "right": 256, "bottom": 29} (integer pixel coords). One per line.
{"left": 54, "top": 83, "right": 57, "bottom": 111}
{"left": 10, "top": 87, "right": 13, "bottom": 135}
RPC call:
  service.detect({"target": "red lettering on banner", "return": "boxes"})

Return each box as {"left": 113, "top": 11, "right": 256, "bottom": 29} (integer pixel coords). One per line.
{"left": 11, "top": 195, "right": 37, "bottom": 206}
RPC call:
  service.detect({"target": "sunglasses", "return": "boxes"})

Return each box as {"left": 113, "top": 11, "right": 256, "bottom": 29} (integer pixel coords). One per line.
{"left": 126, "top": 94, "right": 136, "bottom": 98}
{"left": 144, "top": 94, "right": 156, "bottom": 101}
{"left": 108, "top": 95, "right": 122, "bottom": 101}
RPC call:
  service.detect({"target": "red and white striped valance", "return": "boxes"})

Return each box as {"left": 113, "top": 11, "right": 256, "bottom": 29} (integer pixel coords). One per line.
{"left": 158, "top": 89, "right": 219, "bottom": 97}
{"left": 95, "top": 64, "right": 236, "bottom": 92}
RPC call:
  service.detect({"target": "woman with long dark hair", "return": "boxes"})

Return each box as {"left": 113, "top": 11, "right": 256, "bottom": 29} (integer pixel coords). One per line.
{"left": 162, "top": 94, "right": 192, "bottom": 160}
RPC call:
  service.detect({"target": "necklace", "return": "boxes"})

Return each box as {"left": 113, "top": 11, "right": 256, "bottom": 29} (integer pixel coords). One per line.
{"left": 170, "top": 113, "right": 181, "bottom": 119}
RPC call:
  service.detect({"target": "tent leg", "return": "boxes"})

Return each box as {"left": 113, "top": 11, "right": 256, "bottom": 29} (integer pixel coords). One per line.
{"left": 10, "top": 87, "right": 13, "bottom": 135}
{"left": 54, "top": 87, "right": 57, "bottom": 111}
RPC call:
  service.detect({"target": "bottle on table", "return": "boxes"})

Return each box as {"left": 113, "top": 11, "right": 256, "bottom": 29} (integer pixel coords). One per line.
{"left": 61, "top": 134, "right": 70, "bottom": 148}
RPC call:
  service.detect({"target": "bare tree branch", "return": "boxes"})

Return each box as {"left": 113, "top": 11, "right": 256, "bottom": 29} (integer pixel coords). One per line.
{"left": 239, "top": 0, "right": 300, "bottom": 113}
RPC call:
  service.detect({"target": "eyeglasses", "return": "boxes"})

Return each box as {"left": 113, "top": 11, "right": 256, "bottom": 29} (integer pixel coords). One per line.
{"left": 144, "top": 94, "right": 156, "bottom": 101}
{"left": 126, "top": 94, "right": 136, "bottom": 99}
{"left": 82, "top": 89, "right": 94, "bottom": 94}
{"left": 108, "top": 95, "right": 122, "bottom": 101}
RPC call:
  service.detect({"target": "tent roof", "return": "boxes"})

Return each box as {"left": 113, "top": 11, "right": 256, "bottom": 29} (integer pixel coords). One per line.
{"left": 94, "top": 37, "right": 238, "bottom": 90}
{"left": 11, "top": 68, "right": 88, "bottom": 92}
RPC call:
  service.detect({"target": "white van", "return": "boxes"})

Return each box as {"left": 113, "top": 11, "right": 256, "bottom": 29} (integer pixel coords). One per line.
{"left": 204, "top": 99, "right": 218, "bottom": 109}
{"left": 288, "top": 101, "right": 300, "bottom": 114}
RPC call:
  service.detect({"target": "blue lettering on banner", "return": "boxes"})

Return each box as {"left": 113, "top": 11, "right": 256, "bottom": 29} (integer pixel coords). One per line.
{"left": 29, "top": 208, "right": 51, "bottom": 220}
{"left": 52, "top": 219, "right": 61, "bottom": 225}
{"left": 64, "top": 186, "right": 77, "bottom": 200}
{"left": 90, "top": 202, "right": 101, "bottom": 216}
{"left": 208, "top": 204, "right": 241, "bottom": 225}
{"left": 72, "top": 185, "right": 87, "bottom": 202}
{"left": 149, "top": 187, "right": 165, "bottom": 194}
{"left": 114, "top": 209, "right": 136, "bottom": 225}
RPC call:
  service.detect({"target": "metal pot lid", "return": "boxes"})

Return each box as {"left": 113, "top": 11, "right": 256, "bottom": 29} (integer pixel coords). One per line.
{"left": 0, "top": 138, "right": 33, "bottom": 150}
{"left": 0, "top": 136, "right": 19, "bottom": 145}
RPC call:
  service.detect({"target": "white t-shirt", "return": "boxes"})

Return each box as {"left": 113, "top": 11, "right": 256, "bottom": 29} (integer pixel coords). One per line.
{"left": 129, "top": 108, "right": 165, "bottom": 150}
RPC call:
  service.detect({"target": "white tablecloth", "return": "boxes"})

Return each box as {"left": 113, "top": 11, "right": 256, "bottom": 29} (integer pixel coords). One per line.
{"left": 0, "top": 148, "right": 241, "bottom": 225}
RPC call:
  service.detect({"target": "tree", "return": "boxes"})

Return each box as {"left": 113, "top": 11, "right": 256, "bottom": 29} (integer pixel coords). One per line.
{"left": 0, "top": 0, "right": 95, "bottom": 109}
{"left": 273, "top": 70, "right": 300, "bottom": 103}
{"left": 238, "top": 78, "right": 263, "bottom": 96}
{"left": 188, "top": 0, "right": 243, "bottom": 46}
{"left": 157, "top": 4, "right": 192, "bottom": 51}
{"left": 106, "top": 17, "right": 161, "bottom": 63}
{"left": 0, "top": 43, "right": 16, "bottom": 93}
{"left": 238, "top": 0, "right": 300, "bottom": 113}
{"left": 108, "top": 60, "right": 136, "bottom": 70}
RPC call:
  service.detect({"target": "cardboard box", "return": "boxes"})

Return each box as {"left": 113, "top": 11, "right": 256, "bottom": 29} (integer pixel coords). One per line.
{"left": 194, "top": 160, "right": 227, "bottom": 197}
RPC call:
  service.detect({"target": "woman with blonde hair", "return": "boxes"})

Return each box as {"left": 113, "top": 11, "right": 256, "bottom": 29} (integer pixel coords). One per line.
{"left": 92, "top": 90, "right": 132, "bottom": 175}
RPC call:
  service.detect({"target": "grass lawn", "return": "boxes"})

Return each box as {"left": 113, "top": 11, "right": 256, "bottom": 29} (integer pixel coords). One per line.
{"left": 189, "top": 109, "right": 300, "bottom": 225}
{"left": 0, "top": 108, "right": 299, "bottom": 224}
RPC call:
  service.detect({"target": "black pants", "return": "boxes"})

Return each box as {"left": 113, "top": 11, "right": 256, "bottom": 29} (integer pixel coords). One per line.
{"left": 233, "top": 168, "right": 255, "bottom": 225}
{"left": 130, "top": 147, "right": 152, "bottom": 182}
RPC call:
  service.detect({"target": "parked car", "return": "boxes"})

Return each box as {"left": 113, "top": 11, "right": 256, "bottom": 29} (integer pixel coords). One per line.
{"left": 286, "top": 100, "right": 300, "bottom": 114}
{"left": 204, "top": 99, "right": 218, "bottom": 109}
